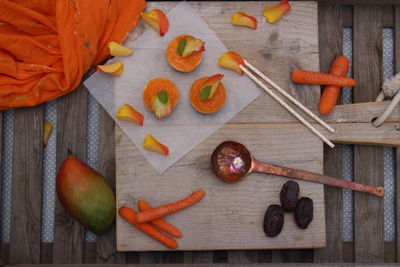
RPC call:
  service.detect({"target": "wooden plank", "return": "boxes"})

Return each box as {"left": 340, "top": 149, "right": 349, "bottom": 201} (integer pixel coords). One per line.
{"left": 116, "top": 123, "right": 325, "bottom": 251}
{"left": 116, "top": 1, "right": 324, "bottom": 252}
{"left": 40, "top": 243, "right": 53, "bottom": 264}
{"left": 314, "top": 5, "right": 344, "bottom": 263}
{"left": 353, "top": 5, "right": 384, "bottom": 263}
{"left": 96, "top": 106, "right": 125, "bottom": 264}
{"left": 0, "top": 243, "right": 9, "bottom": 266}
{"left": 53, "top": 84, "right": 88, "bottom": 263}
{"left": 319, "top": 0, "right": 400, "bottom": 5}
{"left": 395, "top": 5, "right": 400, "bottom": 263}
{"left": 343, "top": 242, "right": 354, "bottom": 263}
{"left": 9, "top": 106, "right": 43, "bottom": 264}
{"left": 184, "top": 251, "right": 213, "bottom": 264}
{"left": 385, "top": 242, "right": 396, "bottom": 263}
{"left": 84, "top": 242, "right": 97, "bottom": 263}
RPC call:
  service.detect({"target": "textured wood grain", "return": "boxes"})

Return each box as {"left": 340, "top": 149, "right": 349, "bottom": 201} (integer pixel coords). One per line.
{"left": 53, "top": 84, "right": 88, "bottom": 263}
{"left": 313, "top": 5, "right": 344, "bottom": 263}
{"left": 96, "top": 106, "right": 125, "bottom": 264}
{"left": 116, "top": 1, "right": 323, "bottom": 252}
{"left": 395, "top": 5, "right": 400, "bottom": 263}
{"left": 117, "top": 123, "right": 325, "bottom": 251}
{"left": 353, "top": 6, "right": 384, "bottom": 263}
{"left": 9, "top": 106, "right": 43, "bottom": 264}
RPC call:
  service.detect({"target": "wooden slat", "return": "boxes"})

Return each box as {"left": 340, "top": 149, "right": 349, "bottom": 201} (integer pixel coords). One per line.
{"left": 353, "top": 5, "right": 384, "bottom": 263}
{"left": 0, "top": 111, "right": 3, "bottom": 265}
{"left": 395, "top": 5, "right": 400, "bottom": 263}
{"left": 53, "top": 84, "right": 88, "bottom": 263}
{"left": 84, "top": 242, "right": 97, "bottom": 263}
{"left": 319, "top": 0, "right": 400, "bottom": 6}
{"left": 314, "top": 4, "right": 344, "bottom": 262}
{"left": 343, "top": 242, "right": 354, "bottom": 263}
{"left": 213, "top": 251, "right": 228, "bottom": 263}
{"left": 96, "top": 107, "right": 125, "bottom": 264}
{"left": 40, "top": 243, "right": 53, "bottom": 264}
{"left": 9, "top": 106, "right": 43, "bottom": 264}
{"left": 184, "top": 251, "right": 213, "bottom": 264}
{"left": 0, "top": 243, "right": 9, "bottom": 266}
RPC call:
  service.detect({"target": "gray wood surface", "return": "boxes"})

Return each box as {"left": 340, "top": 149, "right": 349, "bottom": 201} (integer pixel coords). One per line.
{"left": 353, "top": 5, "right": 385, "bottom": 263}
{"left": 9, "top": 106, "right": 44, "bottom": 264}
{"left": 96, "top": 107, "right": 126, "bottom": 264}
{"left": 116, "top": 1, "right": 325, "bottom": 252}
{"left": 53, "top": 85, "right": 88, "bottom": 263}
{"left": 313, "top": 3, "right": 345, "bottom": 263}
{"left": 395, "top": 5, "right": 400, "bottom": 263}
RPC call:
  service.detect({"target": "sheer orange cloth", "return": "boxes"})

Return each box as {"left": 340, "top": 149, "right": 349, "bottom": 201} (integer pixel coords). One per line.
{"left": 0, "top": 0, "right": 145, "bottom": 109}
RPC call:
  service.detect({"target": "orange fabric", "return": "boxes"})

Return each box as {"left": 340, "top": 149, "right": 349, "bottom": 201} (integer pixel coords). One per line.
{"left": 0, "top": 0, "right": 145, "bottom": 109}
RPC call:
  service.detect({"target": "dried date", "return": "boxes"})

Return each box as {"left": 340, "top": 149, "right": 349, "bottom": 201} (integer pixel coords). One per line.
{"left": 280, "top": 181, "right": 299, "bottom": 211}
{"left": 295, "top": 197, "right": 313, "bottom": 229}
{"left": 263, "top": 204, "right": 284, "bottom": 237}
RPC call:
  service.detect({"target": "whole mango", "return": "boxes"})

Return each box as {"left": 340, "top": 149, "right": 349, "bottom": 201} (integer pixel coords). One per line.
{"left": 56, "top": 152, "right": 116, "bottom": 234}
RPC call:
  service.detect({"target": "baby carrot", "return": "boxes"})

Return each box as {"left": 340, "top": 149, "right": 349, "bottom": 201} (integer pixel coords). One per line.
{"left": 292, "top": 69, "right": 356, "bottom": 87}
{"left": 138, "top": 200, "right": 183, "bottom": 238}
{"left": 118, "top": 206, "right": 178, "bottom": 249}
{"left": 319, "top": 56, "right": 350, "bottom": 115}
{"left": 135, "top": 190, "right": 206, "bottom": 223}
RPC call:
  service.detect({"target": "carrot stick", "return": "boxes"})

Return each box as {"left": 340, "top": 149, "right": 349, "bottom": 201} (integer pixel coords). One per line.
{"left": 135, "top": 190, "right": 206, "bottom": 223}
{"left": 118, "top": 206, "right": 178, "bottom": 249}
{"left": 319, "top": 56, "right": 350, "bottom": 115}
{"left": 292, "top": 69, "right": 356, "bottom": 87}
{"left": 138, "top": 200, "right": 183, "bottom": 238}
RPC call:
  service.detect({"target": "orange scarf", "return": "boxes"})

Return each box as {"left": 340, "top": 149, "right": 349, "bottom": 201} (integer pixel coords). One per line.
{"left": 0, "top": 0, "right": 145, "bottom": 109}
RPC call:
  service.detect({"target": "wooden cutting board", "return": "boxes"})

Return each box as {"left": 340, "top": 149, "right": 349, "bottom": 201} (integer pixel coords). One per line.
{"left": 116, "top": 1, "right": 326, "bottom": 251}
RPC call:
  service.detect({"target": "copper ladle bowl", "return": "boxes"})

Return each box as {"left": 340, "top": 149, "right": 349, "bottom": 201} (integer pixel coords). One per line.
{"left": 211, "top": 141, "right": 384, "bottom": 197}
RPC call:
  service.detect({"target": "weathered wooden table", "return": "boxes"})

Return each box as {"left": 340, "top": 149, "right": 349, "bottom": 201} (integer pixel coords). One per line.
{"left": 1, "top": 1, "right": 400, "bottom": 265}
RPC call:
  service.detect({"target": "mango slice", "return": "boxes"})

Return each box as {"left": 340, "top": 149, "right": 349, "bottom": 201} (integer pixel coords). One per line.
{"left": 108, "top": 42, "right": 133, "bottom": 57}
{"left": 143, "top": 134, "right": 169, "bottom": 156}
{"left": 200, "top": 74, "right": 224, "bottom": 100}
{"left": 218, "top": 51, "right": 245, "bottom": 75}
{"left": 96, "top": 61, "right": 124, "bottom": 75}
{"left": 231, "top": 12, "right": 257, "bottom": 29}
{"left": 181, "top": 37, "right": 205, "bottom": 58}
{"left": 263, "top": 0, "right": 291, "bottom": 24}
{"left": 43, "top": 121, "right": 53, "bottom": 147}
{"left": 116, "top": 104, "right": 144, "bottom": 125}
{"left": 142, "top": 9, "right": 169, "bottom": 36}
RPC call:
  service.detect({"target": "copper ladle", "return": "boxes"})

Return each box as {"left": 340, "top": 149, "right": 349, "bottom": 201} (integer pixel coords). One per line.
{"left": 211, "top": 141, "right": 384, "bottom": 197}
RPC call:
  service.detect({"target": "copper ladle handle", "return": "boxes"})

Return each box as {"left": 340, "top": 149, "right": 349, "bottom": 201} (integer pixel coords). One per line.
{"left": 252, "top": 160, "right": 384, "bottom": 197}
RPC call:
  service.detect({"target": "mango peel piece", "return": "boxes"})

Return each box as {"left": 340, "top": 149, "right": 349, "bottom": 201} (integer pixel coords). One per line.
{"left": 43, "top": 121, "right": 53, "bottom": 147}
{"left": 231, "top": 12, "right": 257, "bottom": 29}
{"left": 180, "top": 37, "right": 205, "bottom": 58}
{"left": 151, "top": 91, "right": 172, "bottom": 119}
{"left": 97, "top": 61, "right": 124, "bottom": 75}
{"left": 218, "top": 51, "right": 245, "bottom": 75}
{"left": 143, "top": 134, "right": 169, "bottom": 156}
{"left": 116, "top": 104, "right": 144, "bottom": 125}
{"left": 108, "top": 42, "right": 133, "bottom": 56}
{"left": 200, "top": 74, "right": 224, "bottom": 100}
{"left": 142, "top": 9, "right": 169, "bottom": 36}
{"left": 263, "top": 0, "right": 291, "bottom": 24}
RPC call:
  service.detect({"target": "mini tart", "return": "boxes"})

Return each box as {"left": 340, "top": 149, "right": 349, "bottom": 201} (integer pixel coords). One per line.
{"left": 166, "top": 34, "right": 203, "bottom": 72}
{"left": 190, "top": 76, "right": 226, "bottom": 114}
{"left": 143, "top": 77, "right": 179, "bottom": 113}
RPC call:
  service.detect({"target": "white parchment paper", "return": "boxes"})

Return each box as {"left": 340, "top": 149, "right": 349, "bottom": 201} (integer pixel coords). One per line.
{"left": 84, "top": 2, "right": 260, "bottom": 173}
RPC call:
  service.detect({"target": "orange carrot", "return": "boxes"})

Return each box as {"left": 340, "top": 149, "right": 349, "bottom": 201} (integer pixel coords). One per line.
{"left": 118, "top": 206, "right": 178, "bottom": 249}
{"left": 292, "top": 69, "right": 356, "bottom": 87}
{"left": 138, "top": 200, "right": 183, "bottom": 238}
{"left": 135, "top": 190, "right": 206, "bottom": 223}
{"left": 319, "top": 56, "right": 350, "bottom": 115}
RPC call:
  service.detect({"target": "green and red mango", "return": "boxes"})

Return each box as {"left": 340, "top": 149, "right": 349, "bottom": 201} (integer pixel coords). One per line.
{"left": 56, "top": 152, "right": 116, "bottom": 234}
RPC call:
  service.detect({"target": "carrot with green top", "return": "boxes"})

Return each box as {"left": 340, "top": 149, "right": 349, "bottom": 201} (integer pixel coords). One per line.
{"left": 135, "top": 190, "right": 206, "bottom": 223}
{"left": 118, "top": 206, "right": 178, "bottom": 249}
{"left": 138, "top": 200, "right": 182, "bottom": 238}
{"left": 292, "top": 69, "right": 356, "bottom": 87}
{"left": 319, "top": 56, "right": 350, "bottom": 115}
